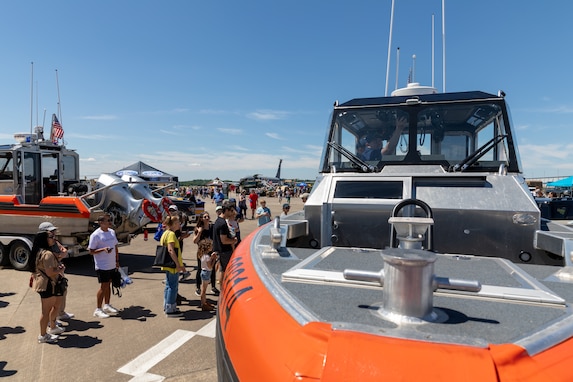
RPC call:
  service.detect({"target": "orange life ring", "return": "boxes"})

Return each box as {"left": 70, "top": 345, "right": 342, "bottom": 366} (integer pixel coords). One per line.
{"left": 142, "top": 199, "right": 161, "bottom": 222}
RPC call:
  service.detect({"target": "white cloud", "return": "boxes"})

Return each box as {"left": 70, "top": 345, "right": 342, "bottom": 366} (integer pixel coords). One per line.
{"left": 247, "top": 110, "right": 289, "bottom": 121}
{"left": 265, "top": 132, "right": 282, "bottom": 140}
{"left": 158, "top": 129, "right": 179, "bottom": 136}
{"left": 217, "top": 128, "right": 242, "bottom": 135}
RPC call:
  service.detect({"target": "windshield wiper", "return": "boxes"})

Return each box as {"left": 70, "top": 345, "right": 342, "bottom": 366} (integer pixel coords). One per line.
{"left": 327, "top": 141, "right": 377, "bottom": 173}
{"left": 451, "top": 134, "right": 507, "bottom": 172}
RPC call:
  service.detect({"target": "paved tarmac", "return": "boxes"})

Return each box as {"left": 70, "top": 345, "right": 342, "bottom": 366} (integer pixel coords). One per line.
{"left": 0, "top": 193, "right": 304, "bottom": 381}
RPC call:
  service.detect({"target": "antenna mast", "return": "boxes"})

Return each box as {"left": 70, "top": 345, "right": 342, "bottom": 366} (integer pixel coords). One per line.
{"left": 30, "top": 62, "right": 34, "bottom": 135}
{"left": 55, "top": 69, "right": 62, "bottom": 122}
{"left": 442, "top": 0, "right": 446, "bottom": 92}
{"left": 432, "top": 14, "right": 435, "bottom": 88}
{"left": 395, "top": 47, "right": 400, "bottom": 90}
{"left": 384, "top": 0, "right": 396, "bottom": 96}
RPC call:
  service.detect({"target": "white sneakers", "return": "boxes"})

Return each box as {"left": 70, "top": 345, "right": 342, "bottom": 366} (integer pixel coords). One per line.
{"left": 93, "top": 308, "right": 110, "bottom": 318}
{"left": 47, "top": 326, "right": 65, "bottom": 335}
{"left": 94, "top": 304, "right": 119, "bottom": 318}
{"left": 57, "top": 312, "right": 75, "bottom": 321}
{"left": 38, "top": 333, "right": 58, "bottom": 344}
{"left": 103, "top": 304, "right": 119, "bottom": 314}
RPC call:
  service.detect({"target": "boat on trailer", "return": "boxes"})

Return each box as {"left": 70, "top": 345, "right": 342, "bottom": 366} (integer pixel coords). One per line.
{"left": 216, "top": 86, "right": 573, "bottom": 381}
{"left": 0, "top": 132, "right": 168, "bottom": 270}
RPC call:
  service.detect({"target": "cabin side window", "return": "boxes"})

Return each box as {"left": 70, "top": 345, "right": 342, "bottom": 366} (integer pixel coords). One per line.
{"left": 333, "top": 181, "right": 403, "bottom": 199}
{"left": 0, "top": 153, "right": 15, "bottom": 195}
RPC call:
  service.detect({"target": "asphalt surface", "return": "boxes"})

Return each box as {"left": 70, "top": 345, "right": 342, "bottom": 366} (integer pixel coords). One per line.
{"left": 0, "top": 194, "right": 304, "bottom": 381}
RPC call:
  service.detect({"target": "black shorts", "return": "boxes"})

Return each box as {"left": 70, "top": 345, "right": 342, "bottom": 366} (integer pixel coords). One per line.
{"left": 96, "top": 269, "right": 115, "bottom": 283}
{"left": 38, "top": 287, "right": 56, "bottom": 299}
{"left": 218, "top": 251, "right": 233, "bottom": 273}
{"left": 38, "top": 279, "right": 65, "bottom": 298}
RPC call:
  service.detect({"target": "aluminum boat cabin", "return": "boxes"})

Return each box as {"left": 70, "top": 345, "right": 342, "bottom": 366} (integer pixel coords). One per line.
{"left": 216, "top": 88, "right": 573, "bottom": 381}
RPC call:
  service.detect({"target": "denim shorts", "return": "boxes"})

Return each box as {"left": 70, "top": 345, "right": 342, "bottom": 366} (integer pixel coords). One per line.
{"left": 200, "top": 269, "right": 212, "bottom": 281}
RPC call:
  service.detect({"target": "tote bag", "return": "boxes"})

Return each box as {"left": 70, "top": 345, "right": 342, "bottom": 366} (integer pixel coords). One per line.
{"left": 153, "top": 245, "right": 176, "bottom": 268}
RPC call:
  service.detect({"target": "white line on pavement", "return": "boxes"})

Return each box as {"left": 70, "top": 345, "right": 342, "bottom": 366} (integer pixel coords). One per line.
{"left": 117, "top": 319, "right": 216, "bottom": 381}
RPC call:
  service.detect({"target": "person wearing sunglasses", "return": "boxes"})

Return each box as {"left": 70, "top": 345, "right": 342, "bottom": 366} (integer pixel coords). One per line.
{"left": 31, "top": 228, "right": 67, "bottom": 343}
{"left": 88, "top": 214, "right": 120, "bottom": 319}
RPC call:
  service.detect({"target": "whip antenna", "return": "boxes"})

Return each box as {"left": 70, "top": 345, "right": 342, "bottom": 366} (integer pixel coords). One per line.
{"left": 384, "top": 0, "right": 396, "bottom": 96}
{"left": 442, "top": 0, "right": 446, "bottom": 92}
{"left": 30, "top": 62, "right": 34, "bottom": 134}
{"left": 395, "top": 47, "right": 400, "bottom": 90}
{"left": 55, "top": 69, "right": 62, "bottom": 122}
{"left": 432, "top": 14, "right": 435, "bottom": 88}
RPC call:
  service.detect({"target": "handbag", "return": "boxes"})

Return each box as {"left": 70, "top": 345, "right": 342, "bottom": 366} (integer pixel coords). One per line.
{"left": 153, "top": 245, "right": 176, "bottom": 268}
{"left": 53, "top": 275, "right": 68, "bottom": 295}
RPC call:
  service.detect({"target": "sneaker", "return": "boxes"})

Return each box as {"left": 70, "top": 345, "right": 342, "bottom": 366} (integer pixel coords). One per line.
{"left": 93, "top": 308, "right": 110, "bottom": 319}
{"left": 47, "top": 326, "right": 65, "bottom": 335}
{"left": 57, "top": 312, "right": 75, "bottom": 321}
{"left": 211, "top": 287, "right": 220, "bottom": 296}
{"left": 102, "top": 304, "right": 119, "bottom": 314}
{"left": 195, "top": 288, "right": 201, "bottom": 297}
{"left": 38, "top": 333, "right": 58, "bottom": 344}
{"left": 50, "top": 320, "right": 64, "bottom": 328}
{"left": 165, "top": 310, "right": 183, "bottom": 317}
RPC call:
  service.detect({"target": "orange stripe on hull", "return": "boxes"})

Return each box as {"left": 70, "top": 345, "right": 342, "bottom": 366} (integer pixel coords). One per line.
{"left": 0, "top": 195, "right": 91, "bottom": 218}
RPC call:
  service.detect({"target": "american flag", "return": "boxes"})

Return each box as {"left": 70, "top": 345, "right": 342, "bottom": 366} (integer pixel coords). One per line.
{"left": 51, "top": 114, "right": 64, "bottom": 143}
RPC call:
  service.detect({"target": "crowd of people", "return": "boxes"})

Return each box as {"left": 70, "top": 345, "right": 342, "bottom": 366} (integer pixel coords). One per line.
{"left": 30, "top": 186, "right": 311, "bottom": 343}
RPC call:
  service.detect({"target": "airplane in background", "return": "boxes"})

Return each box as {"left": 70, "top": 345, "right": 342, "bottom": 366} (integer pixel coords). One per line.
{"left": 239, "top": 159, "right": 282, "bottom": 189}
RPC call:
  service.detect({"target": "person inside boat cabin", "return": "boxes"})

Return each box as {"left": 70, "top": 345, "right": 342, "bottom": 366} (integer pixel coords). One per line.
{"left": 360, "top": 115, "right": 408, "bottom": 161}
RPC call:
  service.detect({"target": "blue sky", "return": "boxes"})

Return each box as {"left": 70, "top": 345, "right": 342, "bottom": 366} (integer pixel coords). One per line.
{"left": 1, "top": 1, "right": 572, "bottom": 181}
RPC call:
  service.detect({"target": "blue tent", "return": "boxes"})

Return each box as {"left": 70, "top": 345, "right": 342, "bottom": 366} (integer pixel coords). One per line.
{"left": 547, "top": 176, "right": 573, "bottom": 187}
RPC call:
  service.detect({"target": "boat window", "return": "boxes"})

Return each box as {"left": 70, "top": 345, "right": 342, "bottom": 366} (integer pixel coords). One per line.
{"left": 324, "top": 100, "right": 510, "bottom": 172}
{"left": 62, "top": 155, "right": 78, "bottom": 181}
{"left": 333, "top": 181, "right": 403, "bottom": 199}
{"left": 23, "top": 152, "right": 41, "bottom": 204}
{"left": 0, "top": 153, "right": 14, "bottom": 180}
{"left": 326, "top": 108, "right": 408, "bottom": 171}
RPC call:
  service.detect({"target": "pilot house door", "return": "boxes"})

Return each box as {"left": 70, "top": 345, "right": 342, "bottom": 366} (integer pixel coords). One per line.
{"left": 21, "top": 151, "right": 42, "bottom": 204}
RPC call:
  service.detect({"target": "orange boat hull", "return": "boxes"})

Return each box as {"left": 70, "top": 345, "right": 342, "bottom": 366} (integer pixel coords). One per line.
{"left": 216, "top": 232, "right": 573, "bottom": 381}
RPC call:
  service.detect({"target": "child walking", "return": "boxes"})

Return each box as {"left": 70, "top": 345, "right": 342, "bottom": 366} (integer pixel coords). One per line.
{"left": 199, "top": 240, "right": 217, "bottom": 311}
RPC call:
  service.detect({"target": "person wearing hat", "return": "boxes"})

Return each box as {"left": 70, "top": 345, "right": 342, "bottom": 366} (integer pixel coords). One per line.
{"left": 32, "top": 223, "right": 67, "bottom": 343}
{"left": 38, "top": 222, "right": 75, "bottom": 324}
{"left": 361, "top": 133, "right": 384, "bottom": 161}
{"left": 168, "top": 205, "right": 190, "bottom": 249}
{"left": 301, "top": 193, "right": 310, "bottom": 203}
{"left": 280, "top": 203, "right": 291, "bottom": 218}
{"left": 255, "top": 199, "right": 272, "bottom": 227}
{"left": 361, "top": 115, "right": 408, "bottom": 161}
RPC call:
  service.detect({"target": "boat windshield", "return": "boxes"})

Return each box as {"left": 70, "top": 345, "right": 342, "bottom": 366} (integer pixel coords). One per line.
{"left": 322, "top": 100, "right": 514, "bottom": 173}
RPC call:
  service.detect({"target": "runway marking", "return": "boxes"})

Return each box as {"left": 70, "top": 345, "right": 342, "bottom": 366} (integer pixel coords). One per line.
{"left": 117, "top": 319, "right": 216, "bottom": 381}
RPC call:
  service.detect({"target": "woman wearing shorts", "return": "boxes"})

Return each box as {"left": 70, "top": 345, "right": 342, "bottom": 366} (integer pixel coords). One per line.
{"left": 32, "top": 230, "right": 66, "bottom": 343}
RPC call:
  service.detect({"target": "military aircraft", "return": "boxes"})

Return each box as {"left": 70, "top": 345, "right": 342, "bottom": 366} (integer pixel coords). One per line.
{"left": 239, "top": 159, "right": 282, "bottom": 189}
